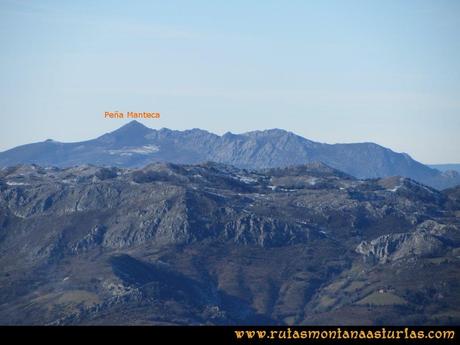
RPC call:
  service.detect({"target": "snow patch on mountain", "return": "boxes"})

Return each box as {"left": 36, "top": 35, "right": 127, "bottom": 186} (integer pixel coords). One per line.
{"left": 107, "top": 145, "right": 159, "bottom": 156}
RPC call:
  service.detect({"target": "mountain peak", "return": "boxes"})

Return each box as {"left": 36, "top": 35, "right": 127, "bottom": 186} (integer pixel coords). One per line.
{"left": 108, "top": 120, "right": 152, "bottom": 135}
{"left": 243, "top": 128, "right": 291, "bottom": 137}
{"left": 95, "top": 120, "right": 153, "bottom": 147}
{"left": 119, "top": 120, "right": 149, "bottom": 130}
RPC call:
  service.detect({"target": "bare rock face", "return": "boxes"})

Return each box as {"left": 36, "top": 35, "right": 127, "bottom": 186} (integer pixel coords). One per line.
{"left": 0, "top": 162, "right": 459, "bottom": 325}
{"left": 356, "top": 220, "right": 459, "bottom": 263}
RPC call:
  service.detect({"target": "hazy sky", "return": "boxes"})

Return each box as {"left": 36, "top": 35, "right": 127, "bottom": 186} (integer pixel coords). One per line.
{"left": 1, "top": 0, "right": 459, "bottom": 163}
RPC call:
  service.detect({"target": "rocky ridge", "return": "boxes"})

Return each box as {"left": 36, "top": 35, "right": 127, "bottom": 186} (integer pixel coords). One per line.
{"left": 0, "top": 162, "right": 459, "bottom": 325}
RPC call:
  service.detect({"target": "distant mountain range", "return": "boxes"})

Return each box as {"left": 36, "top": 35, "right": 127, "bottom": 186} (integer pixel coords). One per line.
{"left": 429, "top": 164, "right": 460, "bottom": 173}
{"left": 0, "top": 120, "right": 459, "bottom": 190}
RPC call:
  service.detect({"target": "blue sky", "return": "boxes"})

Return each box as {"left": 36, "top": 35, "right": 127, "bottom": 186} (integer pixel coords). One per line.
{"left": 0, "top": 0, "right": 459, "bottom": 163}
